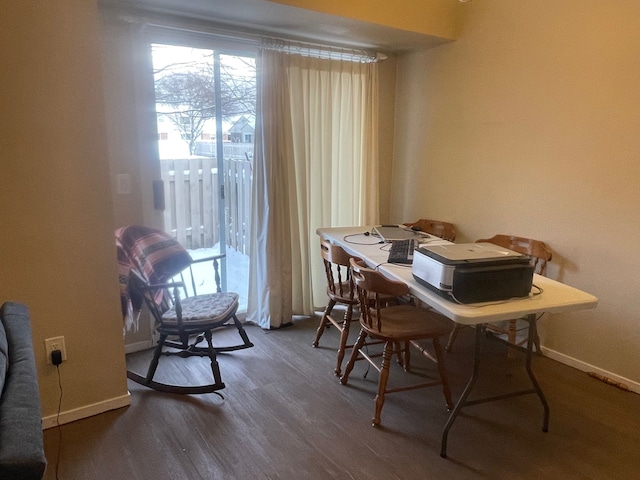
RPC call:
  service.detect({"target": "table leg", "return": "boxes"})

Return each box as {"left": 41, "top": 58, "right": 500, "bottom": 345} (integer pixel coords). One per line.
{"left": 524, "top": 314, "right": 550, "bottom": 432}
{"left": 440, "top": 316, "right": 550, "bottom": 458}
{"left": 440, "top": 326, "right": 485, "bottom": 458}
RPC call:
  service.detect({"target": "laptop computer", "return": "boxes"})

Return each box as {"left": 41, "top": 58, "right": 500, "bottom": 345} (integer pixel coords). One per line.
{"left": 373, "top": 225, "right": 426, "bottom": 242}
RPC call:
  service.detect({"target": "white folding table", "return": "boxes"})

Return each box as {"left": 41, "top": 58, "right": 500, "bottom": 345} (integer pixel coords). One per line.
{"left": 317, "top": 226, "right": 598, "bottom": 457}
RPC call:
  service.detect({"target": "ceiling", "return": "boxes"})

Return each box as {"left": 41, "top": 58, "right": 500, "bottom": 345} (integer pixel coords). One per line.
{"left": 100, "top": 0, "right": 451, "bottom": 52}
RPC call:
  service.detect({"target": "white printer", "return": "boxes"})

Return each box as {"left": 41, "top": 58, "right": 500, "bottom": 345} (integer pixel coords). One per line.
{"left": 412, "top": 243, "right": 534, "bottom": 303}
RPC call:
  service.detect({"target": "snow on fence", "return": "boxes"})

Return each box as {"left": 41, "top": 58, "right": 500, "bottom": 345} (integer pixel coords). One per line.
{"left": 160, "top": 157, "right": 252, "bottom": 254}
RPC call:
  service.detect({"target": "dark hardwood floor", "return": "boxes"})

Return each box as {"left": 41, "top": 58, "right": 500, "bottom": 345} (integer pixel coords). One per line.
{"left": 43, "top": 314, "right": 640, "bottom": 479}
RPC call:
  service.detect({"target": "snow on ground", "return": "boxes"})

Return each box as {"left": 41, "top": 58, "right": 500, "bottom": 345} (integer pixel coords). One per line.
{"left": 186, "top": 245, "right": 249, "bottom": 311}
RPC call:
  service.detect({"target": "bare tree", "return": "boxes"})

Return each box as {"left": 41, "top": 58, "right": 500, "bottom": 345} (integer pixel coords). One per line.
{"left": 153, "top": 50, "right": 256, "bottom": 155}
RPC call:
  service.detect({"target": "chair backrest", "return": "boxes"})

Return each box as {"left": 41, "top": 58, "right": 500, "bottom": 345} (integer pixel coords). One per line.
{"left": 404, "top": 219, "right": 456, "bottom": 242}
{"left": 116, "top": 225, "right": 193, "bottom": 288}
{"left": 320, "top": 237, "right": 362, "bottom": 302}
{"left": 476, "top": 234, "right": 552, "bottom": 275}
{"left": 117, "top": 225, "right": 194, "bottom": 325}
{"left": 349, "top": 258, "right": 409, "bottom": 332}
{"left": 128, "top": 268, "right": 177, "bottom": 323}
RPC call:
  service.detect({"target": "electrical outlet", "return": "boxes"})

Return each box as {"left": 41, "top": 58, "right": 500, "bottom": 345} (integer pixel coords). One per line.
{"left": 44, "top": 336, "right": 67, "bottom": 365}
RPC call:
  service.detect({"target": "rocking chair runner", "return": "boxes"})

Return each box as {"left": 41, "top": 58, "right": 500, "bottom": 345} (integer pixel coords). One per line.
{"left": 116, "top": 225, "right": 253, "bottom": 396}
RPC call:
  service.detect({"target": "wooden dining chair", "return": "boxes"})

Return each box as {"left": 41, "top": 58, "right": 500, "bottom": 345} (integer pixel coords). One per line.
{"left": 403, "top": 218, "right": 456, "bottom": 242}
{"left": 340, "top": 258, "right": 453, "bottom": 427}
{"left": 445, "top": 234, "right": 553, "bottom": 353}
{"left": 312, "top": 237, "right": 363, "bottom": 376}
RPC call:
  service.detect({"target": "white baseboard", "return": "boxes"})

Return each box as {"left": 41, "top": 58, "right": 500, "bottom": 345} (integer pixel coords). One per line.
{"left": 124, "top": 339, "right": 153, "bottom": 354}
{"left": 42, "top": 393, "right": 131, "bottom": 430}
{"left": 541, "top": 346, "right": 640, "bottom": 394}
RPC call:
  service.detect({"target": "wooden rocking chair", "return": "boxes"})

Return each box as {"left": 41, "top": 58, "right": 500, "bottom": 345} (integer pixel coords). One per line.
{"left": 117, "top": 225, "right": 253, "bottom": 396}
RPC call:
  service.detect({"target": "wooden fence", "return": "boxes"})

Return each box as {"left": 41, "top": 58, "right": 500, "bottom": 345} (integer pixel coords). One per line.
{"left": 160, "top": 157, "right": 252, "bottom": 254}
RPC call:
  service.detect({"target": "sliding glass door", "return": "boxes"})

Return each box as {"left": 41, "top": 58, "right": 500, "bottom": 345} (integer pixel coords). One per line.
{"left": 149, "top": 41, "right": 255, "bottom": 312}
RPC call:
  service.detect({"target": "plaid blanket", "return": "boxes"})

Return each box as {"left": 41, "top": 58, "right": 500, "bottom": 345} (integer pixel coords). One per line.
{"left": 116, "top": 225, "right": 192, "bottom": 330}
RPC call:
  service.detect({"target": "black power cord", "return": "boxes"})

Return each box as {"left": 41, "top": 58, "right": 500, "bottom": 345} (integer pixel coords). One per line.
{"left": 51, "top": 350, "right": 64, "bottom": 480}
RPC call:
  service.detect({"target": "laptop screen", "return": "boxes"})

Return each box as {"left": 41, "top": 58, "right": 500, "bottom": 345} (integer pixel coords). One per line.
{"left": 373, "top": 225, "right": 426, "bottom": 242}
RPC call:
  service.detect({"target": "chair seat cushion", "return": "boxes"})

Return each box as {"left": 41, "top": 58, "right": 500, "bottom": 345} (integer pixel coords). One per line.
{"left": 363, "top": 305, "right": 452, "bottom": 340}
{"left": 162, "top": 292, "right": 239, "bottom": 327}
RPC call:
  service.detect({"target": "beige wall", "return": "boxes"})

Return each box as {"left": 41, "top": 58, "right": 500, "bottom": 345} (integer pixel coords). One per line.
{"left": 101, "top": 17, "right": 164, "bottom": 232}
{"left": 393, "top": 0, "right": 640, "bottom": 387}
{"left": 0, "top": 0, "right": 130, "bottom": 423}
{"left": 377, "top": 55, "right": 398, "bottom": 224}
{"left": 101, "top": 18, "right": 165, "bottom": 349}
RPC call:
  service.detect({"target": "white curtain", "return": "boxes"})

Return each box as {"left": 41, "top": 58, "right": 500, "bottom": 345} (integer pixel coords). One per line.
{"left": 248, "top": 48, "right": 379, "bottom": 329}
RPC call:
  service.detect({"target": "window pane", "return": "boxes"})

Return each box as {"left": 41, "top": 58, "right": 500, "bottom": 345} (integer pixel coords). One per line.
{"left": 150, "top": 43, "right": 255, "bottom": 312}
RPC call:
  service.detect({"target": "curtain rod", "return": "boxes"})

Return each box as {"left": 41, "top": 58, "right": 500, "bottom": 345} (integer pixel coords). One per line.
{"left": 260, "top": 38, "right": 384, "bottom": 64}
{"left": 103, "top": 3, "right": 386, "bottom": 63}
